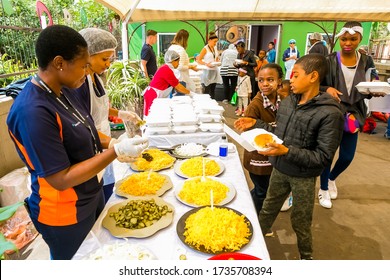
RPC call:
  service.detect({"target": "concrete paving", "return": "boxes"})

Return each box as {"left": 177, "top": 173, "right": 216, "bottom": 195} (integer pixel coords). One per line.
{"left": 221, "top": 101, "right": 390, "bottom": 260}
{"left": 7, "top": 99, "right": 390, "bottom": 260}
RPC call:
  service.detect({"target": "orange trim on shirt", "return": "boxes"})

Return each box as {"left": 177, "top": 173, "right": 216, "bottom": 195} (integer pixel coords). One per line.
{"left": 37, "top": 177, "right": 78, "bottom": 226}
{"left": 55, "top": 112, "right": 63, "bottom": 141}
{"left": 8, "top": 130, "right": 35, "bottom": 170}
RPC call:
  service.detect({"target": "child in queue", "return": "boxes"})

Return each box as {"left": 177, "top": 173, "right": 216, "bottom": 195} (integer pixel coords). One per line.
{"left": 234, "top": 54, "right": 344, "bottom": 259}
{"left": 235, "top": 68, "right": 252, "bottom": 116}
{"left": 242, "top": 63, "right": 283, "bottom": 213}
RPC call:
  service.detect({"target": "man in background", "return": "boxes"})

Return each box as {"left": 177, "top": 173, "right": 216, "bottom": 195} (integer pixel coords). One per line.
{"left": 141, "top": 29, "right": 158, "bottom": 78}
{"left": 308, "top": 32, "right": 329, "bottom": 56}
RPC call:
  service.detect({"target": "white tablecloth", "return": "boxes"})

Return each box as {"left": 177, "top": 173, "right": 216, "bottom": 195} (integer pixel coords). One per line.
{"left": 368, "top": 95, "right": 390, "bottom": 113}
{"left": 73, "top": 145, "right": 270, "bottom": 260}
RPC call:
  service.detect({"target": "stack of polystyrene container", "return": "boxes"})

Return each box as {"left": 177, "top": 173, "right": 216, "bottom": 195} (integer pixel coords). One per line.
{"left": 145, "top": 99, "right": 172, "bottom": 135}
{"left": 189, "top": 69, "right": 202, "bottom": 93}
{"left": 171, "top": 101, "right": 198, "bottom": 133}
{"left": 192, "top": 95, "right": 225, "bottom": 133}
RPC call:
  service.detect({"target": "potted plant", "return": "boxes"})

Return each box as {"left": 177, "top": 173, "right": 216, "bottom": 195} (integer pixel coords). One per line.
{"left": 106, "top": 60, "right": 149, "bottom": 119}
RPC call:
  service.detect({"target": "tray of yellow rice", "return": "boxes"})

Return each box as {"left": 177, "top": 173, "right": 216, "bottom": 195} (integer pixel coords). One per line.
{"left": 176, "top": 206, "right": 252, "bottom": 254}
{"left": 174, "top": 157, "right": 224, "bottom": 178}
{"left": 129, "top": 149, "right": 176, "bottom": 172}
{"left": 115, "top": 172, "right": 173, "bottom": 198}
{"left": 174, "top": 176, "right": 236, "bottom": 207}
{"left": 102, "top": 197, "right": 174, "bottom": 238}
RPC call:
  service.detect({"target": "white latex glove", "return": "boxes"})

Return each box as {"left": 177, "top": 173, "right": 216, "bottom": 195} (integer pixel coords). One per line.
{"left": 113, "top": 136, "right": 149, "bottom": 158}
{"left": 108, "top": 138, "right": 119, "bottom": 149}
{"left": 118, "top": 110, "right": 142, "bottom": 124}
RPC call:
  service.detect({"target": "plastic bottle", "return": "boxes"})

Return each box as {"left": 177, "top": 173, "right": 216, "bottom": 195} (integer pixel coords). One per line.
{"left": 219, "top": 135, "right": 228, "bottom": 159}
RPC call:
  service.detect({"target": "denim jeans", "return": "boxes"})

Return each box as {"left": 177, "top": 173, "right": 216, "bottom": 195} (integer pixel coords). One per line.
{"left": 320, "top": 131, "right": 358, "bottom": 190}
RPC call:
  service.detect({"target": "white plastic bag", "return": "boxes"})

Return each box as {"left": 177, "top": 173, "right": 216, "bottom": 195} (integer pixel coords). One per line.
{"left": 0, "top": 167, "right": 31, "bottom": 206}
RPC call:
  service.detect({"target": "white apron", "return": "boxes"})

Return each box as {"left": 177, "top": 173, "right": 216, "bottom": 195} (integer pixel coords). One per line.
{"left": 87, "top": 75, "right": 111, "bottom": 136}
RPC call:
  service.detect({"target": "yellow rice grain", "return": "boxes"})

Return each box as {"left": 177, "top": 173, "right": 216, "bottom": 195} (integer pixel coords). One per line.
{"left": 133, "top": 149, "right": 175, "bottom": 171}
{"left": 183, "top": 207, "right": 250, "bottom": 253}
{"left": 178, "top": 177, "right": 228, "bottom": 206}
{"left": 180, "top": 157, "right": 220, "bottom": 177}
{"left": 118, "top": 172, "right": 166, "bottom": 196}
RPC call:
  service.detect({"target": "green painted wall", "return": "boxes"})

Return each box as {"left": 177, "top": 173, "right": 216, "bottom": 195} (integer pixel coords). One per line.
{"left": 127, "top": 20, "right": 372, "bottom": 65}
{"left": 128, "top": 21, "right": 216, "bottom": 61}
{"left": 278, "top": 21, "right": 372, "bottom": 64}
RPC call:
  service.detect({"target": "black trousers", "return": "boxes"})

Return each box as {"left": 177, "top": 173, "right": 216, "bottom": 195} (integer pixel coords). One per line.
{"left": 222, "top": 75, "right": 238, "bottom": 101}
{"left": 202, "top": 83, "right": 217, "bottom": 99}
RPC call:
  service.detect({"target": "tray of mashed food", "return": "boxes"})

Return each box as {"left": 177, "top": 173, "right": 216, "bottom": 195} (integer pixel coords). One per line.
{"left": 168, "top": 143, "right": 208, "bottom": 159}
{"left": 84, "top": 240, "right": 156, "bottom": 260}
{"left": 176, "top": 206, "right": 253, "bottom": 254}
{"left": 102, "top": 197, "right": 174, "bottom": 238}
{"left": 174, "top": 156, "right": 224, "bottom": 178}
{"left": 174, "top": 176, "right": 236, "bottom": 207}
{"left": 114, "top": 171, "right": 173, "bottom": 198}
{"left": 240, "top": 128, "right": 283, "bottom": 152}
{"left": 129, "top": 149, "right": 176, "bottom": 172}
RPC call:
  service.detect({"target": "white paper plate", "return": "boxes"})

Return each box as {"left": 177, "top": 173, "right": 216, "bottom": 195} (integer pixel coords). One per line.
{"left": 241, "top": 128, "right": 283, "bottom": 152}
{"left": 174, "top": 176, "right": 236, "bottom": 207}
{"left": 174, "top": 158, "right": 225, "bottom": 178}
{"left": 355, "top": 82, "right": 390, "bottom": 95}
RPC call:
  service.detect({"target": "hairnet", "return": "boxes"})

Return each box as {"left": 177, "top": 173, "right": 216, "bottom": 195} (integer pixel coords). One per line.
{"left": 288, "top": 39, "right": 296, "bottom": 44}
{"left": 79, "top": 28, "right": 117, "bottom": 55}
{"left": 164, "top": 50, "right": 180, "bottom": 63}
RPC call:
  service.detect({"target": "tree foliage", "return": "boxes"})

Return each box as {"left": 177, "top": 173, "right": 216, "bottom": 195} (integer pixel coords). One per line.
{"left": 0, "top": 0, "right": 119, "bottom": 86}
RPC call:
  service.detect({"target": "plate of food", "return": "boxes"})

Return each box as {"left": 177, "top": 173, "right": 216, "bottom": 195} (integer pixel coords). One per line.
{"left": 176, "top": 206, "right": 253, "bottom": 255}
{"left": 129, "top": 149, "right": 176, "bottom": 172}
{"left": 84, "top": 240, "right": 156, "bottom": 260}
{"left": 102, "top": 197, "right": 174, "bottom": 238}
{"left": 355, "top": 82, "right": 390, "bottom": 95}
{"left": 208, "top": 252, "right": 261, "bottom": 260}
{"left": 210, "top": 61, "right": 221, "bottom": 67}
{"left": 174, "top": 156, "right": 224, "bottom": 178}
{"left": 169, "top": 143, "right": 208, "bottom": 159}
{"left": 114, "top": 172, "right": 173, "bottom": 198}
{"left": 241, "top": 128, "right": 283, "bottom": 152}
{"left": 174, "top": 176, "right": 236, "bottom": 207}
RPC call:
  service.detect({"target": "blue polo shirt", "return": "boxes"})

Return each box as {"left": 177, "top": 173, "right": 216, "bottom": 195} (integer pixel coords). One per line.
{"left": 7, "top": 82, "right": 103, "bottom": 226}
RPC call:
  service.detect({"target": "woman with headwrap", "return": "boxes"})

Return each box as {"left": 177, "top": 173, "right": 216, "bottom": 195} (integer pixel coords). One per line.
{"left": 143, "top": 50, "right": 194, "bottom": 116}
{"left": 318, "top": 21, "right": 386, "bottom": 209}
{"left": 77, "top": 28, "right": 143, "bottom": 202}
